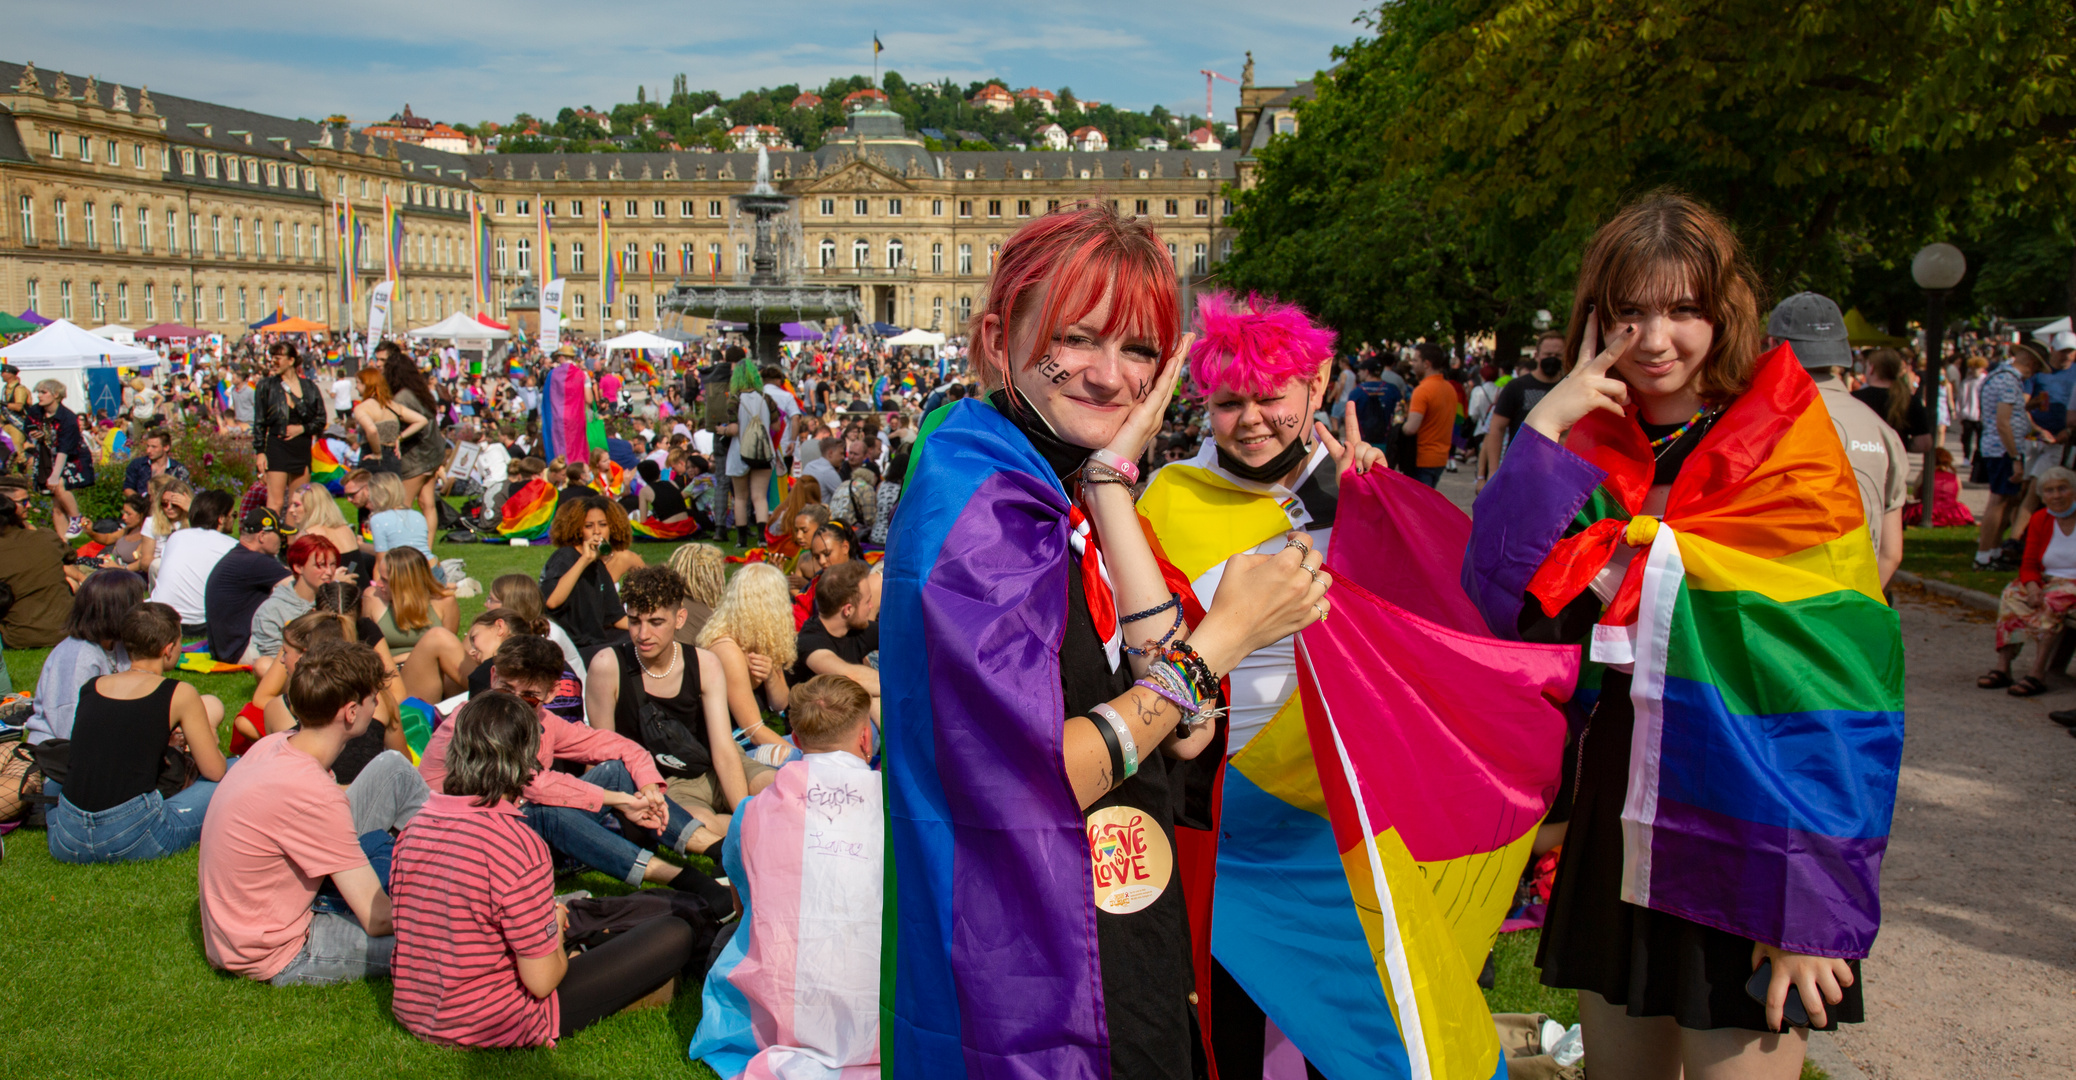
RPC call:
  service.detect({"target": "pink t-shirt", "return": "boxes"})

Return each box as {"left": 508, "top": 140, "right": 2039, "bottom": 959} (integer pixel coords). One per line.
{"left": 198, "top": 732, "right": 370, "bottom": 981}
{"left": 599, "top": 373, "right": 623, "bottom": 403}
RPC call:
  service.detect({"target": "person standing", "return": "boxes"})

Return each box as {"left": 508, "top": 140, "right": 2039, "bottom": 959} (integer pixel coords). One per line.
{"left": 25, "top": 378, "right": 93, "bottom": 536}
{"left": 1975, "top": 344, "right": 2040, "bottom": 569}
{"left": 252, "top": 342, "right": 325, "bottom": 512}
{"left": 1479, "top": 332, "right": 1567, "bottom": 492}
{"left": 1400, "top": 343, "right": 1456, "bottom": 487}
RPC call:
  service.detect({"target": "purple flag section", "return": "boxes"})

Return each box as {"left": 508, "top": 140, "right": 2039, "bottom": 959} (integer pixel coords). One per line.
{"left": 1462, "top": 426, "right": 1607, "bottom": 638}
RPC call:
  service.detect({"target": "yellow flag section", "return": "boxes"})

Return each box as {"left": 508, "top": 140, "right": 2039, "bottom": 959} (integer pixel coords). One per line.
{"left": 1134, "top": 461, "right": 1297, "bottom": 583}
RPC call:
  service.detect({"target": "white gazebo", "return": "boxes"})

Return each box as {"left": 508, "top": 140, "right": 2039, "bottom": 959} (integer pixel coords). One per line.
{"left": 87, "top": 323, "right": 138, "bottom": 345}
{"left": 0, "top": 319, "right": 159, "bottom": 411}
{"left": 408, "top": 312, "right": 510, "bottom": 340}
{"left": 884, "top": 328, "right": 947, "bottom": 347}
{"left": 602, "top": 330, "right": 683, "bottom": 355}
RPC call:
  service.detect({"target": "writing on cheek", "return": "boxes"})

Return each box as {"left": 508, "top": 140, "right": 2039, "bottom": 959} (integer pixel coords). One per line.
{"left": 1268, "top": 412, "right": 1303, "bottom": 430}
{"left": 1037, "top": 354, "right": 1071, "bottom": 386}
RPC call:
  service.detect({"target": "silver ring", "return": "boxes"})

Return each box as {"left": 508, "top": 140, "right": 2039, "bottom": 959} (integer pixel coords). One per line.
{"left": 1313, "top": 602, "right": 1329, "bottom": 622}
{"left": 1304, "top": 564, "right": 1320, "bottom": 582}
{"left": 1287, "top": 538, "right": 1312, "bottom": 557}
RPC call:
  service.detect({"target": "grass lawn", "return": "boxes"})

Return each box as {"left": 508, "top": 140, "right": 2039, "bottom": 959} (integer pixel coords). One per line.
{"left": 1901, "top": 524, "right": 2013, "bottom": 598}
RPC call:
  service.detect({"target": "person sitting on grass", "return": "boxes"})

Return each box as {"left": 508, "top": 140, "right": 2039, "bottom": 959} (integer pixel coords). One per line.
{"left": 485, "top": 573, "right": 585, "bottom": 724}
{"left": 46, "top": 601, "right": 228, "bottom": 864}
{"left": 248, "top": 534, "right": 342, "bottom": 681}
{"left": 788, "top": 559, "right": 880, "bottom": 712}
{"left": 365, "top": 471, "right": 435, "bottom": 568}
{"left": 389, "top": 691, "right": 699, "bottom": 1048}
{"left": 598, "top": 497, "right": 645, "bottom": 584}
{"left": 0, "top": 476, "right": 75, "bottom": 649}
{"left": 586, "top": 566, "right": 768, "bottom": 856}
{"left": 417, "top": 635, "right": 721, "bottom": 891}
{"left": 199, "top": 639, "right": 429, "bottom": 986}
{"left": 204, "top": 506, "right": 294, "bottom": 666}
{"left": 668, "top": 543, "right": 726, "bottom": 645}
{"left": 26, "top": 568, "right": 147, "bottom": 746}
{"left": 244, "top": 610, "right": 410, "bottom": 777}
{"left": 1984, "top": 466, "right": 2076, "bottom": 697}
{"left": 790, "top": 522, "right": 856, "bottom": 629}
{"left": 147, "top": 488, "right": 237, "bottom": 638}
{"left": 540, "top": 496, "right": 630, "bottom": 661}
{"left": 724, "top": 672, "right": 884, "bottom": 1077}
{"left": 363, "top": 546, "right": 459, "bottom": 660}
{"left": 693, "top": 563, "right": 796, "bottom": 761}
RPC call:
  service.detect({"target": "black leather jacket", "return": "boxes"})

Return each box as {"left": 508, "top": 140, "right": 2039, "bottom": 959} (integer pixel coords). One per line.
{"left": 251, "top": 373, "right": 326, "bottom": 453}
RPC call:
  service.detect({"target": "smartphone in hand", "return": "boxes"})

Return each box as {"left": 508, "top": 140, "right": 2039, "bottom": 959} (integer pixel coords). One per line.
{"left": 1744, "top": 959, "right": 1812, "bottom": 1029}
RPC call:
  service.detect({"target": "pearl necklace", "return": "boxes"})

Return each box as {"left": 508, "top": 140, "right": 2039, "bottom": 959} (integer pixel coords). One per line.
{"left": 640, "top": 642, "right": 682, "bottom": 680}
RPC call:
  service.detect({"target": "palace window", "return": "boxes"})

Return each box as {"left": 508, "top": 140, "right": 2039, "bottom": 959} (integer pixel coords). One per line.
{"left": 546, "top": 200, "right": 559, "bottom": 217}
{"left": 1193, "top": 243, "right": 1207, "bottom": 275}
{"left": 1165, "top": 199, "right": 1179, "bottom": 216}
{"left": 820, "top": 239, "right": 836, "bottom": 267}
{"left": 48, "top": 131, "right": 61, "bottom": 158}
{"left": 267, "top": 163, "right": 280, "bottom": 186}
{"left": 820, "top": 199, "right": 835, "bottom": 216}
{"left": 679, "top": 242, "right": 695, "bottom": 273}
{"left": 933, "top": 296, "right": 943, "bottom": 326}
{"left": 79, "top": 136, "right": 92, "bottom": 162}
{"left": 1047, "top": 199, "right": 1060, "bottom": 212}
{"left": 211, "top": 216, "right": 222, "bottom": 255}
{"left": 573, "top": 293, "right": 585, "bottom": 320}
{"left": 233, "top": 217, "right": 244, "bottom": 257}
{"left": 852, "top": 239, "right": 869, "bottom": 268}
{"left": 1223, "top": 199, "right": 1235, "bottom": 216}
{"left": 106, "top": 139, "right": 117, "bottom": 163}
{"left": 495, "top": 198, "right": 507, "bottom": 215}
{"left": 680, "top": 200, "right": 694, "bottom": 218}
{"left": 626, "top": 200, "right": 639, "bottom": 217}
{"left": 25, "top": 280, "right": 38, "bottom": 315}
{"left": 887, "top": 238, "right": 904, "bottom": 269}
{"left": 204, "top": 153, "right": 218, "bottom": 179}
{"left": 568, "top": 200, "right": 581, "bottom": 217}
{"left": 238, "top": 287, "right": 248, "bottom": 322}
{"left": 931, "top": 242, "right": 943, "bottom": 273}
{"left": 496, "top": 239, "right": 508, "bottom": 271}
{"left": 1195, "top": 199, "right": 1210, "bottom": 216}
{"left": 54, "top": 200, "right": 69, "bottom": 246}
{"left": 957, "top": 200, "right": 972, "bottom": 218}
{"left": 854, "top": 198, "right": 869, "bottom": 216}
{"left": 118, "top": 282, "right": 130, "bottom": 321}
{"left": 652, "top": 242, "right": 667, "bottom": 271}
{"left": 134, "top": 144, "right": 146, "bottom": 169}
{"left": 1222, "top": 238, "right": 1233, "bottom": 261}
{"left": 144, "top": 283, "right": 156, "bottom": 321}
{"left": 60, "top": 281, "right": 73, "bottom": 320}
{"left": 888, "top": 198, "right": 903, "bottom": 216}
{"left": 571, "top": 241, "right": 586, "bottom": 273}
{"left": 987, "top": 243, "right": 999, "bottom": 272}
{"left": 931, "top": 199, "right": 943, "bottom": 215}
{"left": 959, "top": 295, "right": 971, "bottom": 325}
{"left": 112, "top": 204, "right": 125, "bottom": 250}
{"left": 92, "top": 282, "right": 105, "bottom": 322}
{"left": 736, "top": 242, "right": 750, "bottom": 274}
{"left": 710, "top": 200, "right": 724, "bottom": 217}
{"left": 171, "top": 283, "right": 184, "bottom": 321}
{"left": 17, "top": 196, "right": 32, "bottom": 244}
{"left": 1134, "top": 199, "right": 1149, "bottom": 216}
{"left": 1016, "top": 200, "right": 1031, "bottom": 217}
{"left": 627, "top": 294, "right": 640, "bottom": 321}
{"left": 986, "top": 199, "right": 1001, "bottom": 217}
{"left": 294, "top": 222, "right": 304, "bottom": 257}
{"left": 958, "top": 243, "right": 972, "bottom": 275}
{"left": 83, "top": 202, "right": 96, "bottom": 247}
{"left": 140, "top": 209, "right": 153, "bottom": 252}
{"left": 181, "top": 149, "right": 195, "bottom": 174}
{"left": 516, "top": 237, "right": 530, "bottom": 271}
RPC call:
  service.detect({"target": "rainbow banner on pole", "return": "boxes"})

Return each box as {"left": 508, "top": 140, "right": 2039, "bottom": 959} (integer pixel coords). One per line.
{"left": 335, "top": 199, "right": 357, "bottom": 320}
{"left": 469, "top": 195, "right": 491, "bottom": 312}
{"left": 382, "top": 194, "right": 402, "bottom": 282}
{"left": 536, "top": 195, "right": 553, "bottom": 283}
{"left": 1477, "top": 342, "right": 1907, "bottom": 959}
{"left": 600, "top": 201, "right": 617, "bottom": 308}
{"left": 496, "top": 477, "right": 555, "bottom": 541}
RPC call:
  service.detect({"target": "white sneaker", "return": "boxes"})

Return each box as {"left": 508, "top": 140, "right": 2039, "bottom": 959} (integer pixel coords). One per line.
{"left": 65, "top": 516, "right": 83, "bottom": 538}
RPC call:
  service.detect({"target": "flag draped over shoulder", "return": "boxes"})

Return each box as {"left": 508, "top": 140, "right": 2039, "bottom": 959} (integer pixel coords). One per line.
{"left": 497, "top": 477, "right": 555, "bottom": 540}
{"left": 1515, "top": 344, "right": 1904, "bottom": 958}
{"left": 540, "top": 362, "right": 587, "bottom": 465}
{"left": 880, "top": 399, "right": 1105, "bottom": 1080}
{"left": 1142, "top": 464, "right": 1575, "bottom": 1080}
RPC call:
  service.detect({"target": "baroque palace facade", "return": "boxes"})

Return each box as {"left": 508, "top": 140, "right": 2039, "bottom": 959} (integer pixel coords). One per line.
{"left": 0, "top": 60, "right": 1274, "bottom": 341}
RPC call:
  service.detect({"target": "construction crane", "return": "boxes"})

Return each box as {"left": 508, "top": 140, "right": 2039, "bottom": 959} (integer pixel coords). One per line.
{"left": 1199, "top": 69, "right": 1238, "bottom": 125}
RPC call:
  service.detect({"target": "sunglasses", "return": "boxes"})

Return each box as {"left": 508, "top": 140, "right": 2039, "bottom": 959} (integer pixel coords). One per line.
{"left": 511, "top": 688, "right": 547, "bottom": 708}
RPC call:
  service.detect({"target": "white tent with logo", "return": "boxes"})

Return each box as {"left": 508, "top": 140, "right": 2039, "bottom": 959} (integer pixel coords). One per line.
{"left": 602, "top": 330, "right": 683, "bottom": 354}
{"left": 87, "top": 323, "right": 138, "bottom": 345}
{"left": 0, "top": 318, "right": 159, "bottom": 415}
{"left": 408, "top": 311, "right": 510, "bottom": 340}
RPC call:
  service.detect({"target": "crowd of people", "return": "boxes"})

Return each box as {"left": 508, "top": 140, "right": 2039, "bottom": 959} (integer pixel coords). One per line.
{"left": 0, "top": 193, "right": 1940, "bottom": 1080}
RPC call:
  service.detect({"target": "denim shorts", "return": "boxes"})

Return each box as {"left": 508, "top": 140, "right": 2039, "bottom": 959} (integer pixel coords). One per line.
{"left": 46, "top": 780, "right": 219, "bottom": 864}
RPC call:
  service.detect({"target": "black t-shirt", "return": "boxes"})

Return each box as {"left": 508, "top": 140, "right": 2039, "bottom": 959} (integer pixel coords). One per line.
{"left": 540, "top": 546, "right": 627, "bottom": 649}
{"left": 790, "top": 617, "right": 878, "bottom": 689}
{"left": 609, "top": 640, "right": 712, "bottom": 778}
{"left": 648, "top": 478, "right": 689, "bottom": 520}
{"left": 204, "top": 545, "right": 290, "bottom": 661}
{"left": 1492, "top": 373, "right": 1563, "bottom": 432}
{"left": 1851, "top": 385, "right": 1930, "bottom": 440}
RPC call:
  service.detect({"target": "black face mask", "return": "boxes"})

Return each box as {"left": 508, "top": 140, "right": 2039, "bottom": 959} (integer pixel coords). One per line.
{"left": 1538, "top": 354, "right": 1563, "bottom": 378}
{"left": 1218, "top": 434, "right": 1310, "bottom": 485}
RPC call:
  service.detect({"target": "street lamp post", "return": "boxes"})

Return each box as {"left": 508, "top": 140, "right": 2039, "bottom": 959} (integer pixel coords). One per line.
{"left": 1913, "top": 242, "right": 1967, "bottom": 515}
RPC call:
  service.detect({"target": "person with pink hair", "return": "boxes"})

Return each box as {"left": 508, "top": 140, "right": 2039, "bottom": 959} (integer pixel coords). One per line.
{"left": 1136, "top": 289, "right": 1384, "bottom": 1078}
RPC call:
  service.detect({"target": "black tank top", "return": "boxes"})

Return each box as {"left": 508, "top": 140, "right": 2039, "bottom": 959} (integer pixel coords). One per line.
{"left": 64, "top": 677, "right": 180, "bottom": 813}
{"left": 611, "top": 640, "right": 712, "bottom": 778}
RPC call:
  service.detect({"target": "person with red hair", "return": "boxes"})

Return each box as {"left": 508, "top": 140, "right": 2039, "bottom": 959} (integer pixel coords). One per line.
{"left": 248, "top": 532, "right": 342, "bottom": 680}
{"left": 881, "top": 204, "right": 1331, "bottom": 1079}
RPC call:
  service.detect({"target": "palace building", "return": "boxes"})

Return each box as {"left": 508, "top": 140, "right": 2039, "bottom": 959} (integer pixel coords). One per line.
{"left": 0, "top": 59, "right": 1244, "bottom": 340}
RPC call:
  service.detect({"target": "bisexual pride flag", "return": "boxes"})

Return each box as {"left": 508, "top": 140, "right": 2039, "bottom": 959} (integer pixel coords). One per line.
{"left": 497, "top": 477, "right": 555, "bottom": 541}
{"left": 1473, "top": 342, "right": 1905, "bottom": 959}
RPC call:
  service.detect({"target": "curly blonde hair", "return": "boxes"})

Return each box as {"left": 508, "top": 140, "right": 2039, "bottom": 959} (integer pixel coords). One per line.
{"left": 696, "top": 562, "right": 797, "bottom": 668}
{"left": 668, "top": 543, "right": 727, "bottom": 608}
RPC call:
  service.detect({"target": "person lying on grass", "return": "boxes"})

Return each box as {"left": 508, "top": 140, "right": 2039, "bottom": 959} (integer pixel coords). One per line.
{"left": 417, "top": 634, "right": 726, "bottom": 893}
{"left": 390, "top": 691, "right": 699, "bottom": 1048}
{"left": 199, "top": 639, "right": 430, "bottom": 986}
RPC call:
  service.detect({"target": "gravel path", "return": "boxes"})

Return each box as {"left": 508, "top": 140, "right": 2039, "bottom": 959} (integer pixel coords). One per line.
{"left": 1832, "top": 592, "right": 2076, "bottom": 1079}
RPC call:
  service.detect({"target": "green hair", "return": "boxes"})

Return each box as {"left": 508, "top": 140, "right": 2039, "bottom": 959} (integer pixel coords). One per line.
{"left": 729, "top": 358, "right": 760, "bottom": 394}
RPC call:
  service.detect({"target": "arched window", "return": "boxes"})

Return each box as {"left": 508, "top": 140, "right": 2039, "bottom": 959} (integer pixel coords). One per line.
{"left": 887, "top": 238, "right": 904, "bottom": 269}
{"left": 819, "top": 238, "right": 836, "bottom": 268}
{"left": 852, "top": 239, "right": 870, "bottom": 268}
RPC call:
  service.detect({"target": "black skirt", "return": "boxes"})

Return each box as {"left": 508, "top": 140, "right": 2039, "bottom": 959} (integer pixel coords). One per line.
{"left": 264, "top": 433, "right": 313, "bottom": 476}
{"left": 1535, "top": 670, "right": 1866, "bottom": 1032}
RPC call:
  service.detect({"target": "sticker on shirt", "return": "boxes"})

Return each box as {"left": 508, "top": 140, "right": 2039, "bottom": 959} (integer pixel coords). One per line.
{"left": 1087, "top": 805, "right": 1172, "bottom": 915}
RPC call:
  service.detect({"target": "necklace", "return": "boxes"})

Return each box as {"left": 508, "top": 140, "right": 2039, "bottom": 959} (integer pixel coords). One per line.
{"left": 1647, "top": 408, "right": 1715, "bottom": 459}
{"left": 639, "top": 642, "right": 682, "bottom": 680}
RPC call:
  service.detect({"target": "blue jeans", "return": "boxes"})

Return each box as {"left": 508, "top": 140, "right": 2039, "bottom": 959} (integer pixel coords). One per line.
{"left": 312, "top": 831, "right": 396, "bottom": 916}
{"left": 46, "top": 778, "right": 221, "bottom": 864}
{"left": 1410, "top": 465, "right": 1445, "bottom": 488}
{"left": 523, "top": 759, "right": 695, "bottom": 886}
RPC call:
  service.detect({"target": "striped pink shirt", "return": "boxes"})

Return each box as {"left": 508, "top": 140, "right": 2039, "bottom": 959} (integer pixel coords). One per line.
{"left": 389, "top": 793, "right": 562, "bottom": 1047}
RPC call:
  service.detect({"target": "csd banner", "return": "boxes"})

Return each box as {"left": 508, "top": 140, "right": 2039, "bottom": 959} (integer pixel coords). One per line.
{"left": 366, "top": 280, "right": 395, "bottom": 340}
{"left": 540, "top": 278, "right": 567, "bottom": 351}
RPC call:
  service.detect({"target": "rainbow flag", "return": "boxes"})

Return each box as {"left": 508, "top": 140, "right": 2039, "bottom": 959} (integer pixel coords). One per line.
{"left": 469, "top": 195, "right": 492, "bottom": 311}
{"left": 599, "top": 201, "right": 617, "bottom": 305}
{"left": 497, "top": 477, "right": 555, "bottom": 540}
{"left": 382, "top": 194, "right": 402, "bottom": 282}
{"left": 1140, "top": 461, "right": 1575, "bottom": 1080}
{"left": 397, "top": 697, "right": 436, "bottom": 765}
{"left": 311, "top": 440, "right": 346, "bottom": 494}
{"left": 630, "top": 515, "right": 700, "bottom": 542}
{"left": 596, "top": 460, "right": 627, "bottom": 497}
{"left": 1467, "top": 343, "right": 1905, "bottom": 958}
{"left": 178, "top": 641, "right": 251, "bottom": 674}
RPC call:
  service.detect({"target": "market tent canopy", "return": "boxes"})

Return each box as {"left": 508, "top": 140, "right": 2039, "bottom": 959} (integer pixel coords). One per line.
{"left": 1843, "top": 309, "right": 1908, "bottom": 348}
{"left": 409, "top": 312, "right": 510, "bottom": 340}
{"left": 0, "top": 319, "right": 158, "bottom": 368}
{"left": 0, "top": 311, "right": 40, "bottom": 335}
{"left": 88, "top": 324, "right": 138, "bottom": 345}
{"left": 135, "top": 322, "right": 210, "bottom": 340}
{"left": 867, "top": 321, "right": 901, "bottom": 337}
{"left": 603, "top": 330, "right": 683, "bottom": 354}
{"left": 2030, "top": 316, "right": 2072, "bottom": 345}
{"left": 259, "top": 316, "right": 328, "bottom": 334}
{"left": 780, "top": 321, "right": 826, "bottom": 341}
{"left": 17, "top": 310, "right": 51, "bottom": 326}
{"left": 885, "top": 328, "right": 947, "bottom": 347}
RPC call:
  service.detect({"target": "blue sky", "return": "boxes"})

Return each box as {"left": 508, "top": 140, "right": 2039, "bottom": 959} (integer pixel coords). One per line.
{"left": 10, "top": 1, "right": 1366, "bottom": 126}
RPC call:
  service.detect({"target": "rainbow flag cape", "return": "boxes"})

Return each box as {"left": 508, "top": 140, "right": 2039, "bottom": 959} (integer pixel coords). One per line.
{"left": 884, "top": 398, "right": 1152, "bottom": 1078}
{"left": 1140, "top": 461, "right": 1575, "bottom": 1080}
{"left": 397, "top": 696, "right": 436, "bottom": 765}
{"left": 630, "top": 515, "right": 700, "bottom": 542}
{"left": 311, "top": 440, "right": 346, "bottom": 494}
{"left": 540, "top": 362, "right": 588, "bottom": 465}
{"left": 596, "top": 460, "right": 627, "bottom": 497}
{"left": 1466, "top": 343, "right": 1904, "bottom": 958}
{"left": 178, "top": 641, "right": 251, "bottom": 674}
{"left": 497, "top": 477, "right": 555, "bottom": 540}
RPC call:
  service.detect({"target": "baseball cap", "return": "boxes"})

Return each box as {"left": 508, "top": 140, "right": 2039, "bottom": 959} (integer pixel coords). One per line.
{"left": 2053, "top": 331, "right": 2076, "bottom": 353}
{"left": 1765, "top": 292, "right": 1850, "bottom": 371}
{"left": 241, "top": 505, "right": 290, "bottom": 536}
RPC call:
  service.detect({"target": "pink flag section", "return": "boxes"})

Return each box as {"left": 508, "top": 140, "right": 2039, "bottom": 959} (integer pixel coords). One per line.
{"left": 732, "top": 753, "right": 883, "bottom": 1080}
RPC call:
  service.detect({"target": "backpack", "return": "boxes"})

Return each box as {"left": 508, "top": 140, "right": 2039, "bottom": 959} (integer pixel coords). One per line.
{"left": 736, "top": 392, "right": 775, "bottom": 470}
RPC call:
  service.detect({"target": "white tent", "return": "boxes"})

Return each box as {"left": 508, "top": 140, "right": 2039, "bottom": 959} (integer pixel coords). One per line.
{"left": 0, "top": 319, "right": 159, "bottom": 412}
{"left": 408, "top": 312, "right": 510, "bottom": 340}
{"left": 2031, "top": 317, "right": 2072, "bottom": 346}
{"left": 603, "top": 330, "right": 683, "bottom": 354}
{"left": 884, "top": 328, "right": 947, "bottom": 347}
{"left": 87, "top": 323, "right": 138, "bottom": 345}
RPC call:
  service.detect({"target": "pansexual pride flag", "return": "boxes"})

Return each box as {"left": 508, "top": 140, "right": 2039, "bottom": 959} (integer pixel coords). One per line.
{"left": 1467, "top": 343, "right": 1905, "bottom": 958}
{"left": 497, "top": 477, "right": 555, "bottom": 540}
{"left": 311, "top": 440, "right": 346, "bottom": 494}
{"left": 1142, "top": 463, "right": 1575, "bottom": 1080}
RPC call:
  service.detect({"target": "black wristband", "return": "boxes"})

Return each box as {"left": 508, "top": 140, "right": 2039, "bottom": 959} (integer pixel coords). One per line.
{"left": 1087, "top": 711, "right": 1126, "bottom": 788}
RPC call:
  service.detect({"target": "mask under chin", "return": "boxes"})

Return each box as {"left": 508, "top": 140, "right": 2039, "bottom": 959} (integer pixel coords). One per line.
{"left": 1217, "top": 435, "right": 1309, "bottom": 484}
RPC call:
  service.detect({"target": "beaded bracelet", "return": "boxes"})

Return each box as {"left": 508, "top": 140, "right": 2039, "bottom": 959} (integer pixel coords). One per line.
{"left": 1122, "top": 604, "right": 1185, "bottom": 658}
{"left": 1159, "top": 641, "right": 1221, "bottom": 702}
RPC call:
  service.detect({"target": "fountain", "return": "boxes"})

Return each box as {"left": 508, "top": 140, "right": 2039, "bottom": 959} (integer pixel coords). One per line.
{"left": 662, "top": 146, "right": 861, "bottom": 366}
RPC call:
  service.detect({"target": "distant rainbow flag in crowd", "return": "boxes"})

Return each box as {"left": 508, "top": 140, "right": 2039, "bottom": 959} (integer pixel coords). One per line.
{"left": 397, "top": 697, "right": 437, "bottom": 765}
{"left": 599, "top": 201, "right": 618, "bottom": 305}
{"left": 311, "top": 440, "right": 346, "bottom": 493}
{"left": 178, "top": 641, "right": 251, "bottom": 674}
{"left": 497, "top": 477, "right": 555, "bottom": 540}
{"left": 470, "top": 195, "right": 492, "bottom": 311}
{"left": 1139, "top": 465, "right": 1576, "bottom": 1080}
{"left": 382, "top": 194, "right": 403, "bottom": 282}
{"left": 629, "top": 515, "right": 700, "bottom": 543}
{"left": 1492, "top": 343, "right": 1906, "bottom": 958}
